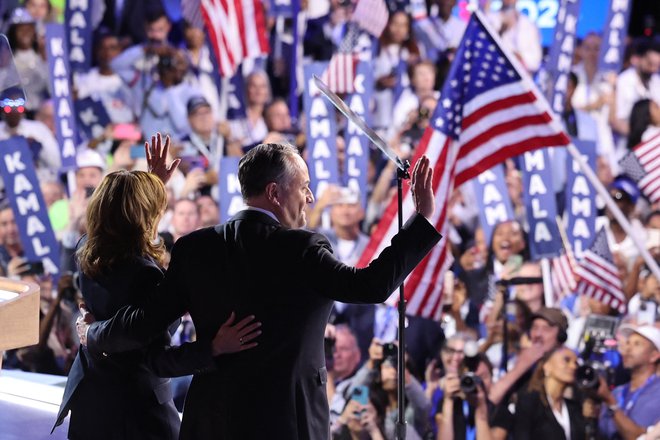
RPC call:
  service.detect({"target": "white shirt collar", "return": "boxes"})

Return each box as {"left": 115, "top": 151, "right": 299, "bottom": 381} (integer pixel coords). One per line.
{"left": 245, "top": 206, "right": 279, "bottom": 223}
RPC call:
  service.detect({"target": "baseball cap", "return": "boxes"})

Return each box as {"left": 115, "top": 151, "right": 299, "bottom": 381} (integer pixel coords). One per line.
{"left": 610, "top": 175, "right": 640, "bottom": 205}
{"left": 332, "top": 187, "right": 360, "bottom": 205}
{"left": 531, "top": 307, "right": 569, "bottom": 333}
{"left": 618, "top": 324, "right": 660, "bottom": 352}
{"left": 76, "top": 149, "right": 106, "bottom": 171}
{"left": 187, "top": 96, "right": 211, "bottom": 115}
{"left": 9, "top": 8, "right": 35, "bottom": 25}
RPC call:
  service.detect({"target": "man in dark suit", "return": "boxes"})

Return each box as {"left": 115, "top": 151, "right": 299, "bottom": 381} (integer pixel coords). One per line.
{"left": 79, "top": 142, "right": 441, "bottom": 439}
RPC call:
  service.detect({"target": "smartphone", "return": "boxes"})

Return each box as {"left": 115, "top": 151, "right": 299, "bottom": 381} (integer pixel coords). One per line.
{"left": 21, "top": 261, "right": 44, "bottom": 276}
{"left": 382, "top": 342, "right": 398, "bottom": 360}
{"left": 130, "top": 144, "right": 146, "bottom": 159}
{"left": 647, "top": 229, "right": 660, "bottom": 250}
{"left": 351, "top": 385, "right": 369, "bottom": 406}
{"left": 84, "top": 186, "right": 95, "bottom": 198}
{"left": 504, "top": 254, "right": 523, "bottom": 276}
{"left": 113, "top": 123, "right": 142, "bottom": 141}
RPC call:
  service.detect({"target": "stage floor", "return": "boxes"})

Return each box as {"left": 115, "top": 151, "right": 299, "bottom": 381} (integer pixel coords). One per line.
{"left": 0, "top": 369, "right": 69, "bottom": 439}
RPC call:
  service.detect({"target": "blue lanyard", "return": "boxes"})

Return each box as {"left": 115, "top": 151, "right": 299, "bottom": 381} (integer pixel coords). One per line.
{"left": 463, "top": 400, "right": 476, "bottom": 440}
{"left": 618, "top": 375, "right": 657, "bottom": 413}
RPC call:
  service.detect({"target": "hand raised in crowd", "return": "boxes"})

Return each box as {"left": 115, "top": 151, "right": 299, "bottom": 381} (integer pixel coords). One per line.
{"left": 367, "top": 337, "right": 384, "bottom": 369}
{"left": 180, "top": 168, "right": 208, "bottom": 198}
{"left": 442, "top": 372, "right": 461, "bottom": 400}
{"left": 516, "top": 343, "right": 546, "bottom": 370}
{"left": 146, "top": 132, "right": 180, "bottom": 184}
{"left": 411, "top": 155, "right": 435, "bottom": 221}
{"left": 211, "top": 312, "right": 262, "bottom": 356}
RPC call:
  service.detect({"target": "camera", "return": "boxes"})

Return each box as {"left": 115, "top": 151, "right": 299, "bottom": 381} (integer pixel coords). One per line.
{"left": 460, "top": 372, "right": 483, "bottom": 395}
{"left": 576, "top": 333, "right": 616, "bottom": 392}
{"left": 382, "top": 342, "right": 398, "bottom": 361}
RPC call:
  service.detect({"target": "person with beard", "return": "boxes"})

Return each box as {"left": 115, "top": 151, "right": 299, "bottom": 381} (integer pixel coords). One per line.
{"left": 611, "top": 39, "right": 660, "bottom": 151}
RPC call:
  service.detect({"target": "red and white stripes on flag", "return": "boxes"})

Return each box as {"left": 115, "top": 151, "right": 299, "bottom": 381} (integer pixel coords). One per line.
{"left": 200, "top": 0, "right": 269, "bottom": 77}
{"left": 633, "top": 133, "right": 660, "bottom": 204}
{"left": 352, "top": 0, "right": 389, "bottom": 37}
{"left": 355, "top": 11, "right": 570, "bottom": 319}
{"left": 551, "top": 252, "right": 578, "bottom": 301}
{"left": 575, "top": 229, "right": 626, "bottom": 313}
{"left": 320, "top": 53, "right": 359, "bottom": 94}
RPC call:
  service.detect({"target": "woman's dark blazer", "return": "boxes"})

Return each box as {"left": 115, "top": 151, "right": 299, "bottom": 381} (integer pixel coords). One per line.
{"left": 52, "top": 255, "right": 214, "bottom": 440}
{"left": 512, "top": 389, "right": 586, "bottom": 440}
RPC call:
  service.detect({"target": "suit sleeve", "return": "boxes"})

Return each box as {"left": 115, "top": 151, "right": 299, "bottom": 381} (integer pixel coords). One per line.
{"left": 303, "top": 213, "right": 441, "bottom": 303}
{"left": 144, "top": 340, "right": 216, "bottom": 378}
{"left": 511, "top": 392, "right": 536, "bottom": 439}
{"left": 86, "top": 241, "right": 192, "bottom": 358}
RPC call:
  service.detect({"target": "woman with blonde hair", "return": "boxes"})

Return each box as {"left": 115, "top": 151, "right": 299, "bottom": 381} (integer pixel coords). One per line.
{"left": 512, "top": 346, "right": 586, "bottom": 440}
{"left": 54, "top": 135, "right": 261, "bottom": 440}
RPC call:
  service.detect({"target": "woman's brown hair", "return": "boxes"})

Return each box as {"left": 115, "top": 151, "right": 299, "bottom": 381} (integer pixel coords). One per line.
{"left": 77, "top": 170, "right": 168, "bottom": 277}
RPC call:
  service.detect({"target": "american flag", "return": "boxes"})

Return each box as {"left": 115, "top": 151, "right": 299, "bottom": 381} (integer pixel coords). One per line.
{"left": 575, "top": 228, "right": 626, "bottom": 313}
{"left": 356, "top": 11, "right": 570, "bottom": 319}
{"left": 551, "top": 251, "right": 578, "bottom": 301}
{"left": 320, "top": 53, "right": 359, "bottom": 94}
{"left": 352, "top": 0, "right": 389, "bottom": 37}
{"left": 200, "top": 0, "right": 269, "bottom": 77}
{"left": 619, "top": 133, "right": 660, "bottom": 204}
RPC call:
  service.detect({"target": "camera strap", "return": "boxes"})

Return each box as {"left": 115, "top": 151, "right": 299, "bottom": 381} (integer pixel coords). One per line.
{"left": 618, "top": 374, "right": 657, "bottom": 413}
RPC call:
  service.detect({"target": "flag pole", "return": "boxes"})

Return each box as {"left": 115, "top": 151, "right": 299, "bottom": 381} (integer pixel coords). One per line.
{"left": 541, "top": 258, "right": 553, "bottom": 307}
{"left": 565, "top": 142, "right": 660, "bottom": 282}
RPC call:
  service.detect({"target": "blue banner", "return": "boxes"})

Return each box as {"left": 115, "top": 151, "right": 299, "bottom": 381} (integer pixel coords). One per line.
{"left": 521, "top": 149, "right": 562, "bottom": 259}
{"left": 545, "top": 0, "right": 581, "bottom": 115}
{"left": 566, "top": 139, "right": 597, "bottom": 259}
{"left": 75, "top": 97, "right": 111, "bottom": 141}
{"left": 269, "top": 0, "right": 296, "bottom": 17}
{"left": 45, "top": 24, "right": 78, "bottom": 172}
{"left": 472, "top": 165, "right": 515, "bottom": 246}
{"left": 0, "top": 137, "right": 60, "bottom": 276}
{"left": 218, "top": 157, "right": 245, "bottom": 223}
{"left": 343, "top": 61, "right": 372, "bottom": 208}
{"left": 597, "top": 0, "right": 632, "bottom": 74}
{"left": 65, "top": 0, "right": 93, "bottom": 73}
{"left": 304, "top": 62, "right": 339, "bottom": 202}
{"left": 227, "top": 70, "right": 247, "bottom": 120}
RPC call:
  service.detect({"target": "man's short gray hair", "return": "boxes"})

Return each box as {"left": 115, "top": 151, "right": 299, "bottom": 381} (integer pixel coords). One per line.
{"left": 238, "top": 143, "right": 300, "bottom": 200}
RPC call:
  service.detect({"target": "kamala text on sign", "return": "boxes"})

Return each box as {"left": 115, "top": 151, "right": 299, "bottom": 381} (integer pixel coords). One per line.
{"left": 65, "top": 0, "right": 93, "bottom": 73}
{"left": 566, "top": 139, "right": 597, "bottom": 258}
{"left": 45, "top": 24, "right": 78, "bottom": 171}
{"left": 0, "top": 137, "right": 60, "bottom": 275}
{"left": 343, "top": 61, "right": 372, "bottom": 207}
{"left": 547, "top": 0, "right": 581, "bottom": 114}
{"left": 522, "top": 149, "right": 562, "bottom": 259}
{"left": 598, "top": 0, "right": 631, "bottom": 74}
{"left": 305, "top": 63, "right": 339, "bottom": 202}
{"left": 219, "top": 157, "right": 245, "bottom": 223}
{"left": 473, "top": 165, "right": 515, "bottom": 245}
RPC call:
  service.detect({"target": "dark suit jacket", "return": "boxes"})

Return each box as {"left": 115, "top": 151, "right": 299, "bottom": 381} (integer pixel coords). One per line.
{"left": 512, "top": 390, "right": 586, "bottom": 440}
{"left": 86, "top": 210, "right": 441, "bottom": 440}
{"left": 53, "top": 255, "right": 214, "bottom": 440}
{"left": 335, "top": 304, "right": 444, "bottom": 378}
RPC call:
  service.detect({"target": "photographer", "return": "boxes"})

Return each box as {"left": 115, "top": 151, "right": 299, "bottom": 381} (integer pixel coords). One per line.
{"left": 435, "top": 350, "right": 495, "bottom": 440}
{"left": 347, "top": 338, "right": 432, "bottom": 439}
{"left": 594, "top": 325, "right": 660, "bottom": 440}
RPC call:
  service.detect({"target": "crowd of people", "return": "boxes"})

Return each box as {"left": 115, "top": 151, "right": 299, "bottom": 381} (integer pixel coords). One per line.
{"left": 0, "top": 0, "right": 659, "bottom": 439}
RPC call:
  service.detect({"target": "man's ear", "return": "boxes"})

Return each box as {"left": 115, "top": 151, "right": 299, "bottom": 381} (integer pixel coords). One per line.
{"left": 265, "top": 182, "right": 280, "bottom": 206}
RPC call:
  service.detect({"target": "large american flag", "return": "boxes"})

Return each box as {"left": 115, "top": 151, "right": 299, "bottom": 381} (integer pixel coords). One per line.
{"left": 356, "top": 11, "right": 570, "bottom": 319}
{"left": 575, "top": 228, "right": 627, "bottom": 313}
{"left": 619, "top": 133, "right": 660, "bottom": 204}
{"left": 200, "top": 0, "right": 269, "bottom": 77}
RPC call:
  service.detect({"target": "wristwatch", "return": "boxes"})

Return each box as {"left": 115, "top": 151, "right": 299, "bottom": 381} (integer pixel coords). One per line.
{"left": 606, "top": 402, "right": 620, "bottom": 417}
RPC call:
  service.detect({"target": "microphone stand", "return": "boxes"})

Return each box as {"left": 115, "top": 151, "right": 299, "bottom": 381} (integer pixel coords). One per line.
{"left": 312, "top": 75, "right": 411, "bottom": 438}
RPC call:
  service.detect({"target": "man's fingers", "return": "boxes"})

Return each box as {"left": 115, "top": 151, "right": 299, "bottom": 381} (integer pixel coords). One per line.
{"left": 232, "top": 314, "right": 257, "bottom": 330}
{"left": 221, "top": 311, "right": 236, "bottom": 327}
{"left": 239, "top": 342, "right": 258, "bottom": 351}
{"left": 239, "top": 329, "right": 262, "bottom": 343}
{"left": 144, "top": 141, "right": 151, "bottom": 162}
{"left": 163, "top": 134, "right": 171, "bottom": 159}
{"left": 237, "top": 322, "right": 262, "bottom": 337}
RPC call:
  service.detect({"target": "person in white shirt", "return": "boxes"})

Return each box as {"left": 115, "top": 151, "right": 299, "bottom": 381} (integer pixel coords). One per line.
{"left": 413, "top": 0, "right": 466, "bottom": 62}
{"left": 75, "top": 33, "right": 134, "bottom": 124}
{"left": 486, "top": 0, "right": 542, "bottom": 74}
{"left": 611, "top": 40, "right": 660, "bottom": 152}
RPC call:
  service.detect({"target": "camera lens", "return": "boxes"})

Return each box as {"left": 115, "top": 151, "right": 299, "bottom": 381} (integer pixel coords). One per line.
{"left": 576, "top": 364, "right": 599, "bottom": 390}
{"left": 460, "top": 372, "right": 479, "bottom": 394}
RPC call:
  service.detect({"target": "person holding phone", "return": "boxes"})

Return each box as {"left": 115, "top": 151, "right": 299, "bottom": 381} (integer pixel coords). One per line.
{"left": 333, "top": 386, "right": 386, "bottom": 440}
{"left": 53, "top": 135, "right": 261, "bottom": 439}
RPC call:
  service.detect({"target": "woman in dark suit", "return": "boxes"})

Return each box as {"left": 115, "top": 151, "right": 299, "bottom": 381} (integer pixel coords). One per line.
{"left": 513, "top": 346, "right": 586, "bottom": 440}
{"left": 53, "top": 135, "right": 261, "bottom": 439}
